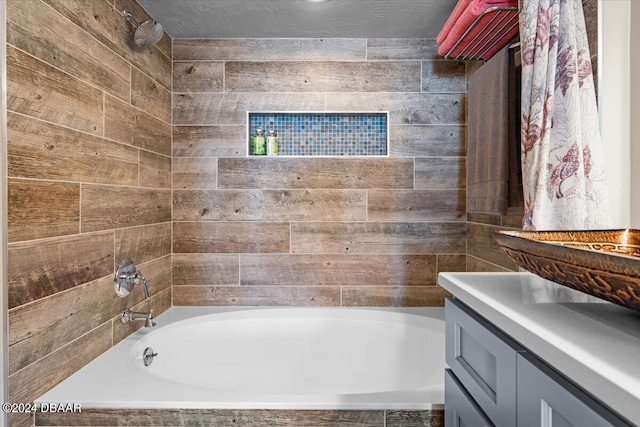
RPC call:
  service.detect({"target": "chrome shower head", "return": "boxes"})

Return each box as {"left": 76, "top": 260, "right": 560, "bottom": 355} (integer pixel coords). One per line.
{"left": 124, "top": 10, "right": 164, "bottom": 48}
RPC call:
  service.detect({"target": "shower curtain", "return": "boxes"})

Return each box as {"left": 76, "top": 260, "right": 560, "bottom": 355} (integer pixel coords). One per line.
{"left": 519, "top": 0, "right": 610, "bottom": 230}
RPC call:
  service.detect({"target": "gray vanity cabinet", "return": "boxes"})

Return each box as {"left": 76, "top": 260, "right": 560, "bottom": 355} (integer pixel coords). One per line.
{"left": 445, "top": 296, "right": 632, "bottom": 427}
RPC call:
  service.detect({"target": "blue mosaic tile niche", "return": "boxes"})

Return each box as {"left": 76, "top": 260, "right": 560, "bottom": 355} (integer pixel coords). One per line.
{"left": 248, "top": 112, "right": 388, "bottom": 156}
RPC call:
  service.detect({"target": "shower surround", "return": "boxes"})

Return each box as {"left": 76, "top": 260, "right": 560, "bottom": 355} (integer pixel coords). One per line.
{"left": 5, "top": 0, "right": 471, "bottom": 425}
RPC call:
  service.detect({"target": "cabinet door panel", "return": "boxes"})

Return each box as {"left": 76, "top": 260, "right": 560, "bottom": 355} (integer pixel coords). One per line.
{"left": 445, "top": 369, "right": 494, "bottom": 427}
{"left": 516, "top": 352, "right": 631, "bottom": 427}
{"left": 446, "top": 297, "right": 522, "bottom": 427}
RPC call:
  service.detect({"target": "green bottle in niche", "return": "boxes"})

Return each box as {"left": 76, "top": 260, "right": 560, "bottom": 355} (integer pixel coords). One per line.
{"left": 252, "top": 126, "right": 266, "bottom": 155}
{"left": 267, "top": 129, "right": 279, "bottom": 156}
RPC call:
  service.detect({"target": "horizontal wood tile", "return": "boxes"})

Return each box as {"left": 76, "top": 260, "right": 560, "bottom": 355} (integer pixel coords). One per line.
{"left": 422, "top": 61, "right": 467, "bottom": 93}
{"left": 8, "top": 232, "right": 114, "bottom": 309}
{"left": 173, "top": 157, "right": 218, "bottom": 190}
{"left": 173, "top": 222, "right": 290, "bottom": 253}
{"left": 389, "top": 125, "right": 466, "bottom": 157}
{"left": 131, "top": 67, "right": 171, "bottom": 123}
{"left": 386, "top": 410, "right": 444, "bottom": 427}
{"left": 415, "top": 157, "right": 466, "bottom": 189}
{"left": 467, "top": 222, "right": 519, "bottom": 271}
{"left": 81, "top": 185, "right": 171, "bottom": 232}
{"left": 7, "top": 112, "right": 138, "bottom": 184}
{"left": 112, "top": 287, "right": 171, "bottom": 345}
{"left": 437, "top": 254, "right": 467, "bottom": 274}
{"left": 173, "top": 61, "right": 224, "bottom": 93}
{"left": 115, "top": 223, "right": 172, "bottom": 265}
{"left": 174, "top": 38, "right": 367, "bottom": 61}
{"left": 173, "top": 189, "right": 366, "bottom": 221}
{"left": 341, "top": 286, "right": 450, "bottom": 307}
{"left": 291, "top": 222, "right": 466, "bottom": 254}
{"left": 173, "top": 286, "right": 340, "bottom": 307}
{"left": 172, "top": 254, "right": 240, "bottom": 286}
{"left": 466, "top": 255, "right": 513, "bottom": 272}
{"left": 173, "top": 93, "right": 325, "bottom": 125}
{"left": 173, "top": 125, "right": 246, "bottom": 157}
{"left": 7, "top": 0, "right": 130, "bottom": 100}
{"left": 139, "top": 150, "right": 171, "bottom": 189}
{"left": 467, "top": 212, "right": 502, "bottom": 226}
{"left": 104, "top": 95, "right": 172, "bottom": 156}
{"left": 9, "top": 322, "right": 111, "bottom": 425}
{"left": 225, "top": 61, "right": 421, "bottom": 92}
{"left": 6, "top": 45, "right": 103, "bottom": 136}
{"left": 37, "top": 408, "right": 384, "bottom": 426}
{"left": 44, "top": 0, "right": 172, "bottom": 90}
{"left": 8, "top": 275, "right": 144, "bottom": 375}
{"left": 367, "top": 38, "right": 439, "bottom": 59}
{"left": 367, "top": 190, "right": 465, "bottom": 222}
{"left": 8, "top": 179, "right": 79, "bottom": 243}
{"left": 137, "top": 255, "right": 173, "bottom": 296}
{"left": 218, "top": 158, "right": 414, "bottom": 189}
{"left": 239, "top": 254, "right": 438, "bottom": 286}
{"left": 326, "top": 93, "right": 465, "bottom": 125}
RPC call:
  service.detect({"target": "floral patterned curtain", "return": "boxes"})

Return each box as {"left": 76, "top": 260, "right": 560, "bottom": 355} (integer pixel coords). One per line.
{"left": 519, "top": 0, "right": 610, "bottom": 230}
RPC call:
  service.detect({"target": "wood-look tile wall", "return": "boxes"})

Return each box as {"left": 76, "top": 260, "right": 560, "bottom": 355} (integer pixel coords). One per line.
{"left": 172, "top": 38, "right": 467, "bottom": 307}
{"left": 465, "top": 0, "right": 598, "bottom": 271}
{"left": 6, "top": 0, "right": 172, "bottom": 425}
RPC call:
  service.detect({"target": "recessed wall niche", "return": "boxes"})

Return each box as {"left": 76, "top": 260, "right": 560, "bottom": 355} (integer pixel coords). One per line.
{"left": 248, "top": 112, "right": 389, "bottom": 156}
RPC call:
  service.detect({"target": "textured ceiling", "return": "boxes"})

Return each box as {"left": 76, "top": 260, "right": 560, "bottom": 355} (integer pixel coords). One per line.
{"left": 136, "top": 0, "right": 459, "bottom": 39}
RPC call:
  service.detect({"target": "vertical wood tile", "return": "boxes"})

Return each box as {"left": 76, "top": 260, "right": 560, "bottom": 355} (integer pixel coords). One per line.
{"left": 172, "top": 254, "right": 240, "bottom": 286}
{"left": 173, "top": 222, "right": 290, "bottom": 254}
{"left": 173, "top": 61, "right": 224, "bottom": 93}
{"left": 173, "top": 125, "right": 246, "bottom": 157}
{"left": 173, "top": 157, "right": 218, "bottom": 190}
{"left": 8, "top": 232, "right": 114, "bottom": 309}
{"left": 6, "top": 46, "right": 103, "bottom": 136}
{"left": 8, "top": 179, "right": 79, "bottom": 243}
{"left": 415, "top": 157, "right": 466, "bottom": 189}
{"left": 131, "top": 67, "right": 172, "bottom": 123}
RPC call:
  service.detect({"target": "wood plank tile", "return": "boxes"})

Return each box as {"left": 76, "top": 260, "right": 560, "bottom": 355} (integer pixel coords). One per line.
{"left": 8, "top": 232, "right": 114, "bottom": 309}
{"left": 467, "top": 222, "right": 519, "bottom": 271}
{"left": 584, "top": 0, "right": 598, "bottom": 58}
{"left": 37, "top": 408, "right": 384, "bottom": 426}
{"left": 173, "top": 61, "right": 224, "bottom": 93}
{"left": 173, "top": 157, "right": 217, "bottom": 190}
{"left": 136, "top": 255, "right": 173, "bottom": 296}
{"left": 6, "top": 46, "right": 103, "bottom": 136}
{"left": 239, "top": 254, "right": 438, "bottom": 286}
{"left": 173, "top": 286, "right": 340, "bottom": 307}
{"left": 172, "top": 254, "right": 240, "bottom": 286}
{"left": 112, "top": 287, "right": 171, "bottom": 345}
{"left": 115, "top": 223, "right": 172, "bottom": 265}
{"left": 8, "top": 274, "right": 146, "bottom": 375}
{"left": 131, "top": 67, "right": 171, "bottom": 123}
{"left": 173, "top": 222, "right": 290, "bottom": 253}
{"left": 466, "top": 255, "right": 513, "bottom": 272}
{"left": 173, "top": 125, "right": 246, "bottom": 157}
{"left": 422, "top": 60, "right": 467, "bottom": 93}
{"left": 81, "top": 185, "right": 171, "bottom": 232}
{"left": 7, "top": 112, "right": 138, "bottom": 184}
{"left": 225, "top": 61, "right": 421, "bottom": 92}
{"left": 104, "top": 95, "right": 172, "bottom": 156}
{"left": 467, "top": 212, "right": 502, "bottom": 226}
{"left": 174, "top": 38, "right": 367, "bottom": 61}
{"left": 218, "top": 158, "right": 414, "bottom": 189}
{"left": 326, "top": 93, "right": 465, "bottom": 125}
{"left": 341, "top": 286, "right": 450, "bottom": 307}
{"left": 389, "top": 125, "right": 466, "bottom": 157}
{"left": 140, "top": 150, "right": 171, "bottom": 189}
{"left": 291, "top": 222, "right": 466, "bottom": 254}
{"left": 173, "top": 189, "right": 366, "bottom": 221}
{"left": 8, "top": 179, "right": 79, "bottom": 243}
{"left": 8, "top": 322, "right": 111, "bottom": 427}
{"left": 386, "top": 410, "right": 444, "bottom": 427}
{"left": 7, "top": 0, "right": 130, "bottom": 100}
{"left": 437, "top": 254, "right": 467, "bottom": 274}
{"left": 502, "top": 206, "right": 524, "bottom": 228}
{"left": 173, "top": 93, "right": 325, "bottom": 125}
{"left": 44, "top": 0, "right": 172, "bottom": 89}
{"left": 415, "top": 157, "right": 466, "bottom": 189}
{"left": 367, "top": 38, "right": 439, "bottom": 60}
{"left": 367, "top": 190, "right": 465, "bottom": 222}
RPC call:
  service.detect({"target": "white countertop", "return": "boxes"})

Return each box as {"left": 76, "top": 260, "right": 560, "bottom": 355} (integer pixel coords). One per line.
{"left": 438, "top": 272, "right": 640, "bottom": 425}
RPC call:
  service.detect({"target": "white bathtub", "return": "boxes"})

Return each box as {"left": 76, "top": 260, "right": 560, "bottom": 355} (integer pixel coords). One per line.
{"left": 36, "top": 306, "right": 445, "bottom": 410}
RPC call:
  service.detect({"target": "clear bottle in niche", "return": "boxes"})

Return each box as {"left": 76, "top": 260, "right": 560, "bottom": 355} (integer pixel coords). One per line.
{"left": 252, "top": 126, "right": 266, "bottom": 155}
{"left": 267, "top": 129, "right": 279, "bottom": 156}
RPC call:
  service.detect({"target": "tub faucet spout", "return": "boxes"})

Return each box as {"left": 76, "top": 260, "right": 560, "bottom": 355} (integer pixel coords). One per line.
{"left": 122, "top": 308, "right": 156, "bottom": 327}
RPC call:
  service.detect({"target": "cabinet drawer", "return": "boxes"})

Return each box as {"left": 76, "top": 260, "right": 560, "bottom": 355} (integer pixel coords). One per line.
{"left": 445, "top": 297, "right": 523, "bottom": 427}
{"left": 516, "top": 352, "right": 632, "bottom": 427}
{"left": 445, "top": 369, "right": 494, "bottom": 427}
